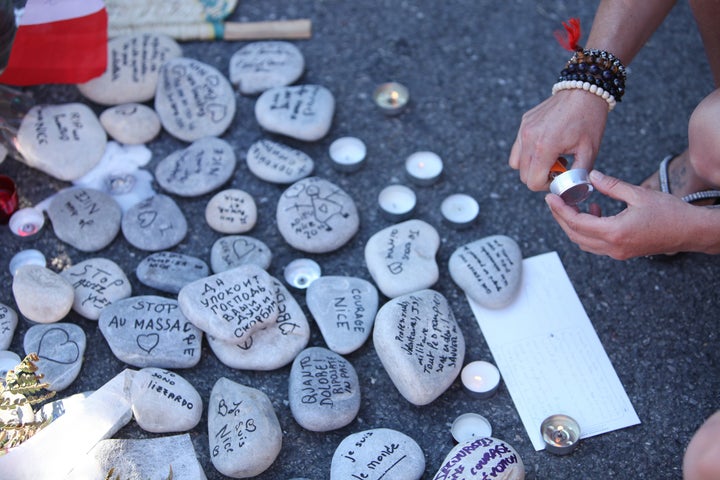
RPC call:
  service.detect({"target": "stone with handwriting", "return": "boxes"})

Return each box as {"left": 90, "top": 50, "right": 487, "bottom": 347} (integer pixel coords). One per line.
{"left": 210, "top": 235, "right": 272, "bottom": 273}
{"left": 77, "top": 33, "right": 182, "bottom": 105}
{"left": 449, "top": 235, "right": 523, "bottom": 309}
{"left": 229, "top": 41, "right": 305, "bottom": 95}
{"left": 330, "top": 428, "right": 425, "bottom": 480}
{"left": 289, "top": 346, "right": 360, "bottom": 432}
{"left": 60, "top": 257, "right": 131, "bottom": 320}
{"left": 205, "top": 189, "right": 258, "bottom": 234}
{"left": 306, "top": 276, "right": 378, "bottom": 354}
{"left": 276, "top": 176, "right": 359, "bottom": 253}
{"left": 12, "top": 265, "right": 74, "bottom": 324}
{"left": 121, "top": 194, "right": 188, "bottom": 251}
{"left": 246, "top": 139, "right": 314, "bottom": 184}
{"left": 100, "top": 103, "right": 161, "bottom": 145}
{"left": 207, "top": 278, "right": 309, "bottom": 370}
{"left": 130, "top": 367, "right": 203, "bottom": 433}
{"left": 23, "top": 323, "right": 86, "bottom": 391}
{"left": 373, "top": 289, "right": 465, "bottom": 406}
{"left": 98, "top": 295, "right": 203, "bottom": 369}
{"left": 255, "top": 84, "right": 334, "bottom": 141}
{"left": 155, "top": 57, "right": 236, "bottom": 142}
{"left": 0, "top": 303, "right": 18, "bottom": 350}
{"left": 136, "top": 251, "right": 209, "bottom": 294}
{"left": 364, "top": 219, "right": 440, "bottom": 298}
{"left": 432, "top": 437, "right": 525, "bottom": 480}
{"left": 208, "top": 377, "right": 282, "bottom": 478}
{"left": 155, "top": 137, "right": 237, "bottom": 197}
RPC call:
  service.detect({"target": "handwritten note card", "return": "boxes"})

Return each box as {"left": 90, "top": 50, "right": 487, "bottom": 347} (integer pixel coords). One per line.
{"left": 467, "top": 251, "right": 640, "bottom": 450}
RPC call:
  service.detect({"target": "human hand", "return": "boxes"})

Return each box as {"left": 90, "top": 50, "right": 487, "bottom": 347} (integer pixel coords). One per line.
{"left": 545, "top": 170, "right": 706, "bottom": 259}
{"left": 509, "top": 89, "right": 609, "bottom": 191}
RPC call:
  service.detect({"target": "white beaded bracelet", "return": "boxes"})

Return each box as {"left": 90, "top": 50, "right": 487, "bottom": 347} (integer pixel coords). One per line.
{"left": 552, "top": 80, "right": 617, "bottom": 111}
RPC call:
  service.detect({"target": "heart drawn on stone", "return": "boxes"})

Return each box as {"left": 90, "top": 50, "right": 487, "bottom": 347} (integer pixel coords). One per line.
{"left": 232, "top": 238, "right": 257, "bottom": 260}
{"left": 37, "top": 327, "right": 80, "bottom": 364}
{"left": 207, "top": 104, "right": 227, "bottom": 123}
{"left": 137, "top": 211, "right": 158, "bottom": 228}
{"left": 137, "top": 333, "right": 160, "bottom": 353}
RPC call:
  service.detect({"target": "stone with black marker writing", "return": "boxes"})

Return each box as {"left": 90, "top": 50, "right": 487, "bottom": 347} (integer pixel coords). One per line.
{"left": 23, "top": 322, "right": 86, "bottom": 391}
{"left": 209, "top": 235, "right": 272, "bottom": 273}
{"left": 60, "top": 257, "right": 131, "bottom": 320}
{"left": 0, "top": 302, "right": 18, "bottom": 350}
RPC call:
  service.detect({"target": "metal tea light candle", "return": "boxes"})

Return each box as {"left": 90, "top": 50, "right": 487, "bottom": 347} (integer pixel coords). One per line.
{"left": 541, "top": 414, "right": 581, "bottom": 455}
{"left": 450, "top": 413, "right": 493, "bottom": 443}
{"left": 378, "top": 185, "right": 416, "bottom": 221}
{"left": 405, "top": 151, "right": 443, "bottom": 186}
{"left": 373, "top": 82, "right": 409, "bottom": 115}
{"left": 549, "top": 157, "right": 593, "bottom": 205}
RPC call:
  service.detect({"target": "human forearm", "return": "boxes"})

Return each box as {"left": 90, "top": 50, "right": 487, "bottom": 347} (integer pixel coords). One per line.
{"left": 686, "top": 207, "right": 720, "bottom": 255}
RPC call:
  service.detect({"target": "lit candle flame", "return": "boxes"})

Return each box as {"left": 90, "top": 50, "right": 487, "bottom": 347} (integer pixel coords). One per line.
{"left": 390, "top": 90, "right": 399, "bottom": 105}
{"left": 473, "top": 375, "right": 483, "bottom": 383}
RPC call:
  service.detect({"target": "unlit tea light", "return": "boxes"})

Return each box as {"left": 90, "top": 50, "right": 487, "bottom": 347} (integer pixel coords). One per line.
{"left": 405, "top": 151, "right": 443, "bottom": 185}
{"left": 461, "top": 360, "right": 501, "bottom": 398}
{"left": 441, "top": 193, "right": 479, "bottom": 228}
{"left": 378, "top": 184, "right": 416, "bottom": 221}
{"left": 283, "top": 258, "right": 321, "bottom": 289}
{"left": 329, "top": 136, "right": 367, "bottom": 172}
{"left": 451, "top": 413, "right": 493, "bottom": 443}
{"left": 373, "top": 82, "right": 409, "bottom": 115}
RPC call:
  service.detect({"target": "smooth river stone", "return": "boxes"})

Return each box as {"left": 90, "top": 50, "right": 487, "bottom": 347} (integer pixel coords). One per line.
{"left": 23, "top": 323, "right": 86, "bottom": 391}
{"left": 364, "top": 219, "right": 440, "bottom": 298}
{"left": 121, "top": 194, "right": 188, "bottom": 251}
{"left": 155, "top": 137, "right": 237, "bottom": 197}
{"left": 205, "top": 189, "right": 257, "bottom": 234}
{"left": 77, "top": 33, "right": 183, "bottom": 105}
{"left": 136, "top": 251, "right": 209, "bottom": 294}
{"left": 60, "top": 258, "right": 132, "bottom": 320}
{"left": 210, "top": 235, "right": 272, "bottom": 273}
{"left": 46, "top": 187, "right": 122, "bottom": 252}
{"left": 15, "top": 103, "right": 106, "bottom": 181}
{"left": 178, "top": 264, "right": 278, "bottom": 343}
{"left": 208, "top": 377, "right": 282, "bottom": 478}
{"left": 207, "top": 278, "right": 309, "bottom": 370}
{"left": 289, "top": 347, "right": 360, "bottom": 432}
{"left": 373, "top": 289, "right": 465, "bottom": 406}
{"left": 246, "top": 139, "right": 314, "bottom": 184}
{"left": 98, "top": 295, "right": 203, "bottom": 369}
{"left": 433, "top": 437, "right": 525, "bottom": 480}
{"left": 99, "top": 103, "right": 162, "bottom": 144}
{"left": 12, "top": 265, "right": 74, "bottom": 324}
{"left": 229, "top": 41, "right": 305, "bottom": 95}
{"left": 306, "top": 276, "right": 378, "bottom": 355}
{"left": 0, "top": 303, "right": 18, "bottom": 350}
{"left": 449, "top": 235, "right": 523, "bottom": 309}
{"left": 331, "top": 428, "right": 425, "bottom": 480}
{"left": 155, "top": 57, "right": 236, "bottom": 142}
{"left": 130, "top": 367, "right": 203, "bottom": 433}
{"left": 255, "top": 84, "right": 334, "bottom": 141}
{"left": 276, "top": 177, "right": 359, "bottom": 253}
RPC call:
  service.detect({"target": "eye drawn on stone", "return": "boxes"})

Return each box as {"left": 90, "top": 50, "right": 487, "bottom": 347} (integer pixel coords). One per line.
{"left": 137, "top": 333, "right": 160, "bottom": 353}
{"left": 37, "top": 327, "right": 80, "bottom": 365}
{"left": 138, "top": 210, "right": 158, "bottom": 228}
{"left": 232, "top": 238, "right": 257, "bottom": 259}
{"left": 207, "top": 104, "right": 227, "bottom": 123}
{"left": 285, "top": 185, "right": 350, "bottom": 231}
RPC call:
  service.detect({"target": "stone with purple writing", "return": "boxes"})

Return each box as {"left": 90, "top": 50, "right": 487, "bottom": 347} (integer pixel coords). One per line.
{"left": 155, "top": 137, "right": 237, "bottom": 197}
{"left": 178, "top": 264, "right": 278, "bottom": 343}
{"left": 60, "top": 258, "right": 132, "bottom": 320}
{"left": 46, "top": 187, "right": 122, "bottom": 252}
{"left": 246, "top": 139, "right": 314, "bottom": 184}
{"left": 205, "top": 189, "right": 258, "bottom": 234}
{"left": 136, "top": 251, "right": 209, "bottom": 294}
{"left": 276, "top": 177, "right": 359, "bottom": 253}
{"left": 229, "top": 41, "right": 305, "bottom": 95}
{"left": 210, "top": 235, "right": 272, "bottom": 273}
{"left": 77, "top": 33, "right": 183, "bottom": 105}
{"left": 12, "top": 265, "right": 74, "bottom": 324}
{"left": 364, "top": 219, "right": 440, "bottom": 298}
{"left": 15, "top": 103, "right": 107, "bottom": 181}
{"left": 155, "top": 57, "right": 236, "bottom": 142}
{"left": 98, "top": 295, "right": 203, "bottom": 369}
{"left": 306, "top": 276, "right": 378, "bottom": 355}
{"left": 373, "top": 289, "right": 465, "bottom": 406}
{"left": 121, "top": 194, "right": 188, "bottom": 251}
{"left": 449, "top": 235, "right": 523, "bottom": 309}
{"left": 255, "top": 85, "right": 335, "bottom": 141}
{"left": 330, "top": 428, "right": 425, "bottom": 480}
{"left": 23, "top": 323, "right": 86, "bottom": 391}
{"left": 432, "top": 437, "right": 525, "bottom": 480}
{"left": 289, "top": 347, "right": 360, "bottom": 432}
{"left": 0, "top": 303, "right": 18, "bottom": 350}
{"left": 130, "top": 367, "right": 203, "bottom": 433}
{"left": 208, "top": 377, "right": 282, "bottom": 478}
{"left": 207, "top": 278, "right": 309, "bottom": 370}
{"left": 100, "top": 103, "right": 162, "bottom": 145}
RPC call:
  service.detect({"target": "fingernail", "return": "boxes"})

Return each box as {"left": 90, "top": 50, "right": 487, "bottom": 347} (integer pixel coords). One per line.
{"left": 589, "top": 170, "right": 603, "bottom": 182}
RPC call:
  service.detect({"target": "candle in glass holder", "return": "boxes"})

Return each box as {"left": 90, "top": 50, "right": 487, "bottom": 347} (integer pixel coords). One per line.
{"left": 451, "top": 413, "right": 493, "bottom": 443}
{"left": 405, "top": 151, "right": 443, "bottom": 186}
{"left": 441, "top": 193, "right": 479, "bottom": 228}
{"left": 0, "top": 174, "right": 18, "bottom": 224}
{"left": 461, "top": 360, "right": 501, "bottom": 398}
{"left": 378, "top": 184, "right": 416, "bottom": 221}
{"left": 329, "top": 136, "right": 367, "bottom": 172}
{"left": 373, "top": 82, "right": 409, "bottom": 115}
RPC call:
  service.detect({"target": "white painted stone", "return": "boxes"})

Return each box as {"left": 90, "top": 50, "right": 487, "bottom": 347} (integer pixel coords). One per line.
{"left": 12, "top": 265, "right": 74, "bottom": 324}
{"left": 229, "top": 41, "right": 305, "bottom": 95}
{"left": 432, "top": 437, "right": 525, "bottom": 480}
{"left": 209, "top": 235, "right": 272, "bottom": 273}
{"left": 0, "top": 303, "right": 18, "bottom": 350}
{"left": 130, "top": 367, "right": 202, "bottom": 433}
{"left": 205, "top": 189, "right": 257, "bottom": 234}
{"left": 100, "top": 103, "right": 161, "bottom": 144}
{"left": 246, "top": 139, "right": 314, "bottom": 184}
{"left": 60, "top": 258, "right": 132, "bottom": 320}
{"left": 255, "top": 85, "right": 334, "bottom": 141}
{"left": 23, "top": 322, "right": 86, "bottom": 391}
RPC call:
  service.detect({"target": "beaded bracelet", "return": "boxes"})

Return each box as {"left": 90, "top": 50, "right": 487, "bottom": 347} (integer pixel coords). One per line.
{"left": 552, "top": 79, "right": 617, "bottom": 111}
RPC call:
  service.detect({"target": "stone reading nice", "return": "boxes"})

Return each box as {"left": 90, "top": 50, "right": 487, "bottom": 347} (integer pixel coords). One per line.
{"left": 373, "top": 289, "right": 466, "bottom": 406}
{"left": 432, "top": 437, "right": 525, "bottom": 480}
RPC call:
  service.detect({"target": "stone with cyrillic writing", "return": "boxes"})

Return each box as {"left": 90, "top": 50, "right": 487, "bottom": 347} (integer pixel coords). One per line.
{"left": 210, "top": 235, "right": 272, "bottom": 273}
{"left": 432, "top": 437, "right": 525, "bottom": 480}
{"left": 255, "top": 84, "right": 334, "bottom": 141}
{"left": 121, "top": 194, "right": 188, "bottom": 251}
{"left": 100, "top": 103, "right": 161, "bottom": 145}
{"left": 0, "top": 303, "right": 18, "bottom": 350}
{"left": 373, "top": 289, "right": 465, "bottom": 406}
{"left": 246, "top": 139, "right": 314, "bottom": 184}
{"left": 23, "top": 322, "right": 86, "bottom": 391}
{"left": 60, "top": 257, "right": 131, "bottom": 320}
{"left": 130, "top": 367, "right": 202, "bottom": 433}
{"left": 306, "top": 276, "right": 378, "bottom": 354}
{"left": 98, "top": 295, "right": 203, "bottom": 369}
{"left": 12, "top": 265, "right": 74, "bottom": 324}
{"left": 205, "top": 189, "right": 258, "bottom": 234}
{"left": 229, "top": 41, "right": 305, "bottom": 95}
{"left": 449, "top": 235, "right": 523, "bottom": 309}
{"left": 136, "top": 251, "right": 209, "bottom": 294}
{"left": 330, "top": 428, "right": 425, "bottom": 480}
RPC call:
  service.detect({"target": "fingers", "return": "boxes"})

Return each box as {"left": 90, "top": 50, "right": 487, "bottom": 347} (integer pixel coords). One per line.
{"left": 588, "top": 170, "right": 638, "bottom": 203}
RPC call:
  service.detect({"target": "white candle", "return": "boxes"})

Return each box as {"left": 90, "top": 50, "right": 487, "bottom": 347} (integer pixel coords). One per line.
{"left": 405, "top": 151, "right": 443, "bottom": 186}
{"left": 8, "top": 207, "right": 45, "bottom": 237}
{"left": 283, "top": 258, "right": 321, "bottom": 289}
{"left": 441, "top": 194, "right": 479, "bottom": 228}
{"left": 461, "top": 361, "right": 501, "bottom": 398}
{"left": 378, "top": 185, "right": 416, "bottom": 221}
{"left": 373, "top": 82, "right": 409, "bottom": 115}
{"left": 9, "top": 249, "right": 46, "bottom": 276}
{"left": 451, "top": 413, "right": 493, "bottom": 443}
{"left": 329, "top": 136, "right": 367, "bottom": 172}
